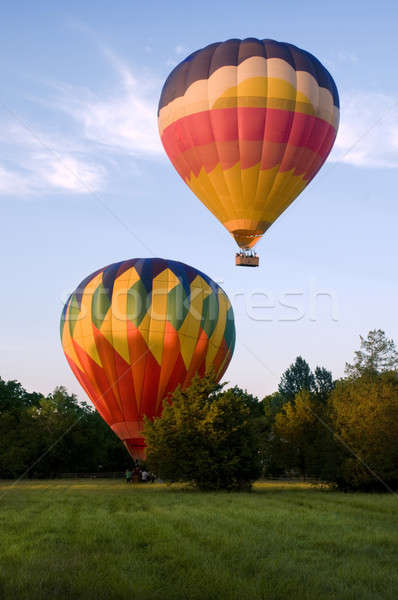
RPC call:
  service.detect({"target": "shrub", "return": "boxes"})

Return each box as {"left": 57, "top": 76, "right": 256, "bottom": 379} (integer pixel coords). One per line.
{"left": 144, "top": 375, "right": 262, "bottom": 490}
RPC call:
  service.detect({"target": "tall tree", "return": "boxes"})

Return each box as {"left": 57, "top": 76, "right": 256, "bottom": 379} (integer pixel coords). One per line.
{"left": 226, "top": 386, "right": 263, "bottom": 418}
{"left": 272, "top": 390, "right": 337, "bottom": 479}
{"left": 313, "top": 366, "right": 335, "bottom": 401}
{"left": 0, "top": 377, "right": 41, "bottom": 412}
{"left": 278, "top": 356, "right": 315, "bottom": 402}
{"left": 145, "top": 375, "right": 262, "bottom": 490}
{"left": 0, "top": 378, "right": 128, "bottom": 477}
{"left": 331, "top": 371, "right": 398, "bottom": 490}
{"left": 345, "top": 329, "right": 398, "bottom": 378}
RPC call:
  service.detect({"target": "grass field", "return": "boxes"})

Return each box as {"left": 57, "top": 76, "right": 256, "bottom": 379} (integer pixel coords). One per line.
{"left": 0, "top": 480, "right": 397, "bottom": 600}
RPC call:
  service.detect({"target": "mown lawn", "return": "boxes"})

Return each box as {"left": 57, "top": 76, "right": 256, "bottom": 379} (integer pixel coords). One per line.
{"left": 0, "top": 480, "right": 397, "bottom": 599}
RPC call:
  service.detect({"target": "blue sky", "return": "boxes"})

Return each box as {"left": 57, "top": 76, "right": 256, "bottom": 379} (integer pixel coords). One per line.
{"left": 1, "top": 0, "right": 398, "bottom": 399}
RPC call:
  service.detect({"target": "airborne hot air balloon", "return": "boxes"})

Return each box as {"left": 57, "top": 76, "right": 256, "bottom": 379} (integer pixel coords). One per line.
{"left": 158, "top": 38, "right": 339, "bottom": 267}
{"left": 60, "top": 258, "right": 235, "bottom": 459}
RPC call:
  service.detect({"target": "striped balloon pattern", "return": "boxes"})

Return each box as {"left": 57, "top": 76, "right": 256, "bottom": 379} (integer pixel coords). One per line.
{"left": 60, "top": 258, "right": 235, "bottom": 458}
{"left": 158, "top": 38, "right": 339, "bottom": 249}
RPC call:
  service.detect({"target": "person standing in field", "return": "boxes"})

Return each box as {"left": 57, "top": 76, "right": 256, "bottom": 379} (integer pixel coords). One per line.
{"left": 132, "top": 464, "right": 141, "bottom": 483}
{"left": 125, "top": 469, "right": 132, "bottom": 483}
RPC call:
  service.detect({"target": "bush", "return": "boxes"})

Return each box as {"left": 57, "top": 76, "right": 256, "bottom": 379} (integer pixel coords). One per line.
{"left": 144, "top": 375, "right": 262, "bottom": 490}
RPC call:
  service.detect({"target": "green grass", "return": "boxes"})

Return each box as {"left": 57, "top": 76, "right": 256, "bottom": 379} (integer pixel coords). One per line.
{"left": 0, "top": 480, "right": 397, "bottom": 599}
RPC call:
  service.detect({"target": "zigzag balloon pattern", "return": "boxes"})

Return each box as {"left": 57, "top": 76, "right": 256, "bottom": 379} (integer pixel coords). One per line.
{"left": 61, "top": 258, "right": 235, "bottom": 458}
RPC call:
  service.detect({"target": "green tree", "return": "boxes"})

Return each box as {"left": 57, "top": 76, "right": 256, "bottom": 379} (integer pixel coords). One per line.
{"left": 0, "top": 378, "right": 128, "bottom": 478}
{"left": 278, "top": 356, "right": 315, "bottom": 402}
{"left": 313, "top": 366, "right": 335, "bottom": 401}
{"left": 0, "top": 377, "right": 43, "bottom": 477}
{"left": 330, "top": 372, "right": 398, "bottom": 490}
{"left": 0, "top": 407, "right": 37, "bottom": 477}
{"left": 262, "top": 361, "right": 334, "bottom": 477}
{"left": 262, "top": 392, "right": 285, "bottom": 420}
{"left": 144, "top": 375, "right": 262, "bottom": 490}
{"left": 272, "top": 390, "right": 337, "bottom": 479}
{"left": 260, "top": 392, "right": 286, "bottom": 476}
{"left": 27, "top": 387, "right": 127, "bottom": 476}
{"left": 226, "top": 386, "right": 263, "bottom": 418}
{"left": 345, "top": 329, "right": 398, "bottom": 378}
{"left": 0, "top": 377, "right": 41, "bottom": 412}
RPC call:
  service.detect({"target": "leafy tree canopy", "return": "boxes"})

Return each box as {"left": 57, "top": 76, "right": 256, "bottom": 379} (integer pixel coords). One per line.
{"left": 226, "top": 385, "right": 263, "bottom": 418}
{"left": 0, "top": 378, "right": 127, "bottom": 478}
{"left": 345, "top": 329, "right": 398, "bottom": 379}
{"left": 331, "top": 371, "right": 398, "bottom": 490}
{"left": 278, "top": 356, "right": 334, "bottom": 403}
{"left": 313, "top": 366, "right": 335, "bottom": 401}
{"left": 0, "top": 377, "right": 41, "bottom": 412}
{"left": 144, "top": 374, "right": 262, "bottom": 490}
{"left": 271, "top": 390, "right": 338, "bottom": 480}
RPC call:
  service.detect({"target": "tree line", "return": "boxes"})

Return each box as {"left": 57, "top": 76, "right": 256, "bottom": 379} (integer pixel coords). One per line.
{"left": 0, "top": 383, "right": 127, "bottom": 478}
{"left": 1, "top": 329, "right": 398, "bottom": 491}
{"left": 145, "top": 329, "right": 398, "bottom": 490}
{"left": 260, "top": 329, "right": 398, "bottom": 490}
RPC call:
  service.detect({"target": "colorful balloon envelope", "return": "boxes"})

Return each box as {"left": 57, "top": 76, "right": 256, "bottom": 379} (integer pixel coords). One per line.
{"left": 60, "top": 258, "right": 235, "bottom": 459}
{"left": 158, "top": 38, "right": 339, "bottom": 256}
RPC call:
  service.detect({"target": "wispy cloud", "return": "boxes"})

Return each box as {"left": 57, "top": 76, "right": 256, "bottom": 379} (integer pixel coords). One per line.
{"left": 0, "top": 165, "right": 31, "bottom": 196}
{"left": 36, "top": 154, "right": 104, "bottom": 192}
{"left": 3, "top": 39, "right": 398, "bottom": 200}
{"left": 0, "top": 155, "right": 104, "bottom": 196}
{"left": 331, "top": 91, "right": 398, "bottom": 168}
{"left": 54, "top": 49, "right": 162, "bottom": 156}
{"left": 0, "top": 48, "right": 161, "bottom": 197}
{"left": 0, "top": 121, "right": 104, "bottom": 196}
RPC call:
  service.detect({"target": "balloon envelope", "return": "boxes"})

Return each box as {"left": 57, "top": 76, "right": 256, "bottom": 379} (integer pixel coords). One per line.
{"left": 158, "top": 38, "right": 339, "bottom": 249}
{"left": 60, "top": 258, "right": 235, "bottom": 459}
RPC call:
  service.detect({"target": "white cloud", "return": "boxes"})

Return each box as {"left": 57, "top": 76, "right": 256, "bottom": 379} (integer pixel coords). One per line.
{"left": 0, "top": 48, "right": 161, "bottom": 197}
{"left": 331, "top": 91, "right": 398, "bottom": 168}
{"left": 6, "top": 41, "right": 398, "bottom": 201}
{"left": 55, "top": 50, "right": 162, "bottom": 156}
{"left": 36, "top": 154, "right": 104, "bottom": 192}
{"left": 0, "top": 154, "right": 104, "bottom": 196}
{"left": 0, "top": 121, "right": 104, "bottom": 196}
{"left": 0, "top": 165, "right": 31, "bottom": 196}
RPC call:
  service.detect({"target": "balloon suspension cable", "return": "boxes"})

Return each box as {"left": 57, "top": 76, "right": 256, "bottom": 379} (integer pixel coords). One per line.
{"left": 235, "top": 248, "right": 259, "bottom": 267}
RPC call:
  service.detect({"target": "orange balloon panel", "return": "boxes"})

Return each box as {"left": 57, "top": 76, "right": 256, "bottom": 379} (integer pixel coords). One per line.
{"left": 159, "top": 38, "right": 339, "bottom": 249}
{"left": 60, "top": 258, "right": 235, "bottom": 459}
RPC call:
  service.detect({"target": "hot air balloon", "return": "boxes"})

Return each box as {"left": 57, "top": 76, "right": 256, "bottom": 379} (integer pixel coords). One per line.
{"left": 158, "top": 38, "right": 339, "bottom": 267}
{"left": 60, "top": 258, "right": 235, "bottom": 459}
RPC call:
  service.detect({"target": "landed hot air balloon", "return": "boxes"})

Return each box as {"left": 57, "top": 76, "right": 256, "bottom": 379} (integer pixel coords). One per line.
{"left": 158, "top": 38, "right": 339, "bottom": 267}
{"left": 60, "top": 258, "right": 235, "bottom": 459}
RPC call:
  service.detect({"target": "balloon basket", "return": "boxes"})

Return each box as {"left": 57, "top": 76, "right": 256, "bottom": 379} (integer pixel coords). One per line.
{"left": 235, "top": 252, "right": 259, "bottom": 267}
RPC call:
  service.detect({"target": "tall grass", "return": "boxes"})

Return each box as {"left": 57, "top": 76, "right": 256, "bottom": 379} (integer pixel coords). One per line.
{"left": 0, "top": 480, "right": 396, "bottom": 599}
